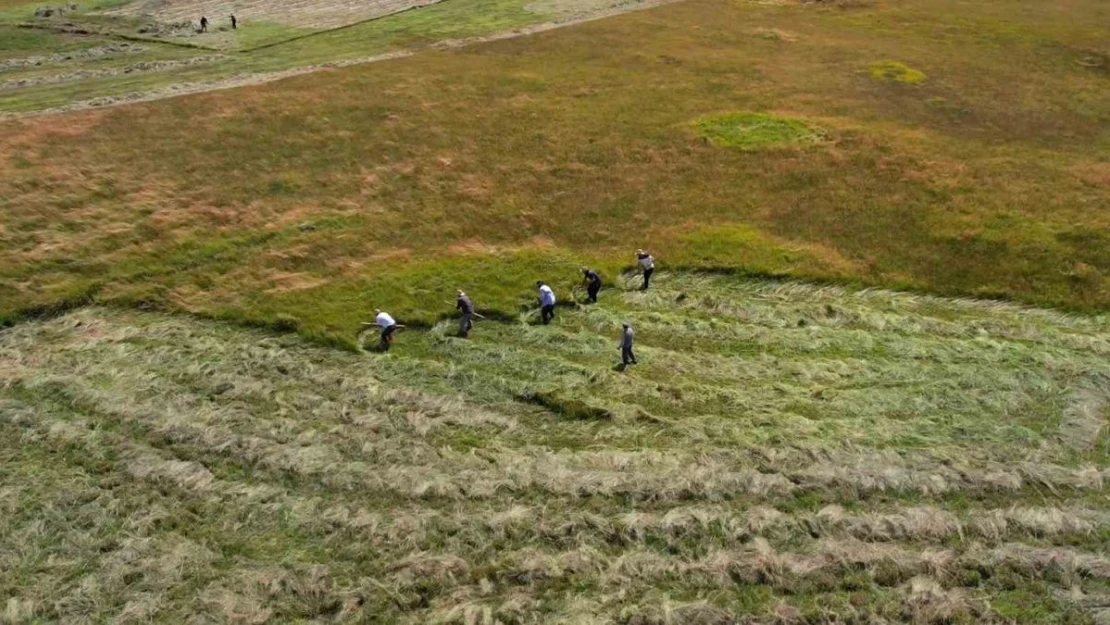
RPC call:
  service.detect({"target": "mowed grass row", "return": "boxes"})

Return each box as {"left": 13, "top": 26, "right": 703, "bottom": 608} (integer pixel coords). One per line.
{"left": 1, "top": 0, "right": 1108, "bottom": 346}
{"left": 2, "top": 274, "right": 1109, "bottom": 623}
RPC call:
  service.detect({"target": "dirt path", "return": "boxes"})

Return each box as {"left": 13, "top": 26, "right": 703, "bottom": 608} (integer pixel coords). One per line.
{"left": 0, "top": 0, "right": 681, "bottom": 120}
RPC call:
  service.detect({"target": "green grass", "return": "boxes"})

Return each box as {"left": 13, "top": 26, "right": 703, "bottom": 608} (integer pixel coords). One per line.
{"left": 231, "top": 20, "right": 319, "bottom": 50}
{"left": 0, "top": 0, "right": 549, "bottom": 110}
{"left": 0, "top": 26, "right": 92, "bottom": 56}
{"left": 0, "top": 0, "right": 133, "bottom": 21}
{"left": 2, "top": 273, "right": 1108, "bottom": 622}
{"left": 693, "top": 112, "right": 820, "bottom": 149}
{"left": 868, "top": 60, "right": 927, "bottom": 84}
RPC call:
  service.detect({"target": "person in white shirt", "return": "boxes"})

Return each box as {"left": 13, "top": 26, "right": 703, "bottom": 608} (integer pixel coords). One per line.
{"left": 536, "top": 281, "right": 556, "bottom": 325}
{"left": 635, "top": 249, "right": 655, "bottom": 291}
{"left": 374, "top": 309, "right": 400, "bottom": 350}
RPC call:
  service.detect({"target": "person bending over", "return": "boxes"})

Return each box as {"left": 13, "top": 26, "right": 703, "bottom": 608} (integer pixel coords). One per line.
{"left": 536, "top": 282, "right": 556, "bottom": 325}
{"left": 375, "top": 309, "right": 400, "bottom": 350}
{"left": 581, "top": 267, "right": 602, "bottom": 304}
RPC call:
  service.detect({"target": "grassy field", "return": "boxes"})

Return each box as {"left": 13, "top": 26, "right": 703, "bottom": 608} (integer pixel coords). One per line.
{"left": 3, "top": 274, "right": 1109, "bottom": 623}
{"left": 1, "top": 0, "right": 1108, "bottom": 351}
{"left": 0, "top": 0, "right": 591, "bottom": 120}
{"left": 2, "top": 0, "right": 1109, "bottom": 621}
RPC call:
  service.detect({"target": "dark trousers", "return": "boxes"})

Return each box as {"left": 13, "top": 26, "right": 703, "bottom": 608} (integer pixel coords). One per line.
{"left": 641, "top": 268, "right": 654, "bottom": 291}
{"left": 459, "top": 313, "right": 473, "bottom": 337}
{"left": 379, "top": 325, "right": 396, "bottom": 349}
{"left": 541, "top": 304, "right": 555, "bottom": 325}
{"left": 622, "top": 345, "right": 637, "bottom": 365}
{"left": 586, "top": 283, "right": 600, "bottom": 303}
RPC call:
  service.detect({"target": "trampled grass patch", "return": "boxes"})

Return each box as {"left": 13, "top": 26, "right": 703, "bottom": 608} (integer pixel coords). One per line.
{"left": 692, "top": 111, "right": 819, "bottom": 148}
{"left": 2, "top": 274, "right": 1109, "bottom": 622}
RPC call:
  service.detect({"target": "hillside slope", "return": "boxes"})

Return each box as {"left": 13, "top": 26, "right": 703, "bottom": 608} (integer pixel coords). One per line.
{"left": 3, "top": 274, "right": 1109, "bottom": 623}
{"left": 2, "top": 0, "right": 1109, "bottom": 344}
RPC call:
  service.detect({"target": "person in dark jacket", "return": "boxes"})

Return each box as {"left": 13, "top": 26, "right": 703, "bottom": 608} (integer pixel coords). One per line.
{"left": 619, "top": 323, "right": 637, "bottom": 366}
{"left": 199, "top": 15, "right": 208, "bottom": 32}
{"left": 456, "top": 290, "right": 474, "bottom": 337}
{"left": 581, "top": 267, "right": 602, "bottom": 304}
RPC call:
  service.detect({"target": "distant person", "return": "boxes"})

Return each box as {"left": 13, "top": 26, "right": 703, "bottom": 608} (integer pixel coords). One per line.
{"left": 536, "top": 281, "right": 556, "bottom": 325}
{"left": 636, "top": 249, "right": 655, "bottom": 291}
{"left": 230, "top": 14, "right": 237, "bottom": 29}
{"left": 581, "top": 267, "right": 602, "bottom": 304}
{"left": 374, "top": 309, "right": 401, "bottom": 350}
{"left": 619, "top": 323, "right": 637, "bottom": 366}
{"left": 199, "top": 16, "right": 208, "bottom": 32}
{"left": 456, "top": 290, "right": 474, "bottom": 337}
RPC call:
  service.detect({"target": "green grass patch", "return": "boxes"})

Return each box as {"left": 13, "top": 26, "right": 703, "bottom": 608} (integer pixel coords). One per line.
{"left": 692, "top": 111, "right": 820, "bottom": 149}
{"left": 868, "top": 59, "right": 927, "bottom": 84}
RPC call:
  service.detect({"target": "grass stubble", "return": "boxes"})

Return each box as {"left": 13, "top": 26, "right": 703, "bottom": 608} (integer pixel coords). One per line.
{"left": 2, "top": 274, "right": 1109, "bottom": 623}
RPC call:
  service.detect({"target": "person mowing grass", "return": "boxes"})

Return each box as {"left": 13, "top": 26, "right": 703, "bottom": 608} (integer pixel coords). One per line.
{"left": 372, "top": 309, "right": 402, "bottom": 350}
{"left": 456, "top": 290, "right": 475, "bottom": 338}
{"left": 619, "top": 323, "right": 637, "bottom": 366}
{"left": 581, "top": 267, "right": 602, "bottom": 304}
{"left": 536, "top": 281, "right": 556, "bottom": 325}
{"left": 636, "top": 249, "right": 655, "bottom": 291}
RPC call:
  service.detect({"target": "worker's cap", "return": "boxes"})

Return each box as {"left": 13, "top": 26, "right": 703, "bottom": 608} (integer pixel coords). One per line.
{"left": 374, "top": 308, "right": 381, "bottom": 313}
{"left": 581, "top": 266, "right": 589, "bottom": 272}
{"left": 635, "top": 249, "right": 644, "bottom": 254}
{"left": 536, "top": 281, "right": 544, "bottom": 286}
{"left": 622, "top": 323, "right": 631, "bottom": 328}
{"left": 457, "top": 290, "right": 465, "bottom": 296}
